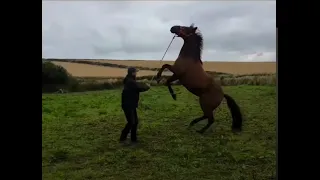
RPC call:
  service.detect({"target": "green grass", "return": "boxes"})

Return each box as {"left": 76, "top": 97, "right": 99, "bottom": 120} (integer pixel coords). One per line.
{"left": 42, "top": 85, "right": 276, "bottom": 180}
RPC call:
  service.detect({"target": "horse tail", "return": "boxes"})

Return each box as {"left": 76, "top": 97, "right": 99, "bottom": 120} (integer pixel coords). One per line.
{"left": 224, "top": 94, "right": 243, "bottom": 132}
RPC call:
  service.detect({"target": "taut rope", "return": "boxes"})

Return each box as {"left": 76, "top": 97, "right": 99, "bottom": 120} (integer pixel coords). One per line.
{"left": 149, "top": 35, "right": 176, "bottom": 84}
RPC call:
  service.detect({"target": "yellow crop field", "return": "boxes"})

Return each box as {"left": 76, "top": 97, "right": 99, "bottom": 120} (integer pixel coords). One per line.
{"left": 52, "top": 59, "right": 276, "bottom": 77}
{"left": 82, "top": 60, "right": 174, "bottom": 69}
{"left": 80, "top": 59, "right": 276, "bottom": 75}
{"left": 52, "top": 61, "right": 158, "bottom": 77}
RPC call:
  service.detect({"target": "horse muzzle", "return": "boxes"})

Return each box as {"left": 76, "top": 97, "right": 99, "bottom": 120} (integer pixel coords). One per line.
{"left": 170, "top": 26, "right": 180, "bottom": 34}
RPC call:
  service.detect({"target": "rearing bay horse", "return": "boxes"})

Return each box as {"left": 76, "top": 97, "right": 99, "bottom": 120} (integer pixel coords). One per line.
{"left": 156, "top": 24, "right": 243, "bottom": 133}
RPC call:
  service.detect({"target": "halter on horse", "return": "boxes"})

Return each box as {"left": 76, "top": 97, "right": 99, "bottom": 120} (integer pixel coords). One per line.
{"left": 156, "top": 24, "right": 243, "bottom": 133}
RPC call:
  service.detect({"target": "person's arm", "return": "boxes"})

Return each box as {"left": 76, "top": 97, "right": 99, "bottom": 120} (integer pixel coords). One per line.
{"left": 136, "top": 82, "right": 150, "bottom": 92}
{"left": 126, "top": 79, "right": 150, "bottom": 92}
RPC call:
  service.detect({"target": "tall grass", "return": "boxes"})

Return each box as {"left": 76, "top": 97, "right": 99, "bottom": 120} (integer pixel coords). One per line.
{"left": 65, "top": 74, "right": 276, "bottom": 93}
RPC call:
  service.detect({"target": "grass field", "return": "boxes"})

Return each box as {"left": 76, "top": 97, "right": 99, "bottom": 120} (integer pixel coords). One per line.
{"left": 42, "top": 85, "right": 276, "bottom": 180}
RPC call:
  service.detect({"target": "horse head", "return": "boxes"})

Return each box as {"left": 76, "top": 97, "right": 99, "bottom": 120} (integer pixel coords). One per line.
{"left": 170, "top": 23, "right": 198, "bottom": 40}
{"left": 170, "top": 24, "right": 203, "bottom": 63}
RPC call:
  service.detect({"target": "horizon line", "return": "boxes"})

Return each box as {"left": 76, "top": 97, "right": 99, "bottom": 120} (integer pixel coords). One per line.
{"left": 42, "top": 58, "right": 276, "bottom": 63}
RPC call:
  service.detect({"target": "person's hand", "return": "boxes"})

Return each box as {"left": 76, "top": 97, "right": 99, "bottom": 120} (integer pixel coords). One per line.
{"left": 146, "top": 83, "right": 151, "bottom": 87}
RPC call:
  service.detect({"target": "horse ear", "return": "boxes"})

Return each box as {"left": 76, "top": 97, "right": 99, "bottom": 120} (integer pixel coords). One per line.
{"left": 193, "top": 26, "right": 198, "bottom": 31}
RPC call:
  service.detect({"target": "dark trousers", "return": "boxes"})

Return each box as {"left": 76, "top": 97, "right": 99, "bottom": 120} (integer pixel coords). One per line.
{"left": 120, "top": 108, "right": 139, "bottom": 142}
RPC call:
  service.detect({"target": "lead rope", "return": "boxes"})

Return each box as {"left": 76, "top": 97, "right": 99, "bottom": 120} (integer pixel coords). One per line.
{"left": 149, "top": 35, "right": 176, "bottom": 84}
{"left": 138, "top": 35, "right": 176, "bottom": 129}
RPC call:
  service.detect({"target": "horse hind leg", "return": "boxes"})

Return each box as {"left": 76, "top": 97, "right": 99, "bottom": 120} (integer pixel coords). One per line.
{"left": 195, "top": 94, "right": 221, "bottom": 134}
{"left": 196, "top": 113, "right": 214, "bottom": 134}
{"left": 189, "top": 115, "right": 207, "bottom": 127}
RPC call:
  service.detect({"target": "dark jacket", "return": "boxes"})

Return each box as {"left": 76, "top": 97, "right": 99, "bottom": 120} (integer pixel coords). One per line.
{"left": 121, "top": 75, "right": 150, "bottom": 109}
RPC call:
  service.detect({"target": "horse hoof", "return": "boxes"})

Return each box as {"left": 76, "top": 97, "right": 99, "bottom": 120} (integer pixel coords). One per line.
{"left": 188, "top": 122, "right": 195, "bottom": 127}
{"left": 172, "top": 94, "right": 177, "bottom": 100}
{"left": 232, "top": 126, "right": 242, "bottom": 133}
{"left": 232, "top": 129, "right": 241, "bottom": 134}
{"left": 196, "top": 130, "right": 204, "bottom": 134}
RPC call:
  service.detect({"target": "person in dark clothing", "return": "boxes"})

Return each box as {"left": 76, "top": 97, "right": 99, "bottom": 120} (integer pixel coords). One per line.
{"left": 120, "top": 67, "right": 150, "bottom": 144}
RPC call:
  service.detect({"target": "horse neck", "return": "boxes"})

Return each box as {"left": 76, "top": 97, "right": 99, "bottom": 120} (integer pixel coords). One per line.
{"left": 178, "top": 37, "right": 201, "bottom": 63}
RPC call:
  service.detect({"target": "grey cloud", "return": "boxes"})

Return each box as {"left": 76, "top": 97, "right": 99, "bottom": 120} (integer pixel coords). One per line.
{"left": 42, "top": 1, "right": 276, "bottom": 61}
{"left": 155, "top": 1, "right": 276, "bottom": 53}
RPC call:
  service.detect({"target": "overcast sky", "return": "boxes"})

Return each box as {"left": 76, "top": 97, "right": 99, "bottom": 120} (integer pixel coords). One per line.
{"left": 42, "top": 1, "right": 276, "bottom": 62}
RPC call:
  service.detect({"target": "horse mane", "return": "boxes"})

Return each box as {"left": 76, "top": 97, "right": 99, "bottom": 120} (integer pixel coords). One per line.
{"left": 194, "top": 31, "right": 203, "bottom": 64}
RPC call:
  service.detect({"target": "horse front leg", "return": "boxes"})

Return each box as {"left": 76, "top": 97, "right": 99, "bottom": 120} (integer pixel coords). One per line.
{"left": 166, "top": 74, "right": 179, "bottom": 100}
{"left": 156, "top": 64, "right": 174, "bottom": 84}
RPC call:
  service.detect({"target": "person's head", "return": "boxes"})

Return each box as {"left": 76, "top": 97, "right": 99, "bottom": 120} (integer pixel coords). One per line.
{"left": 127, "top": 67, "right": 139, "bottom": 77}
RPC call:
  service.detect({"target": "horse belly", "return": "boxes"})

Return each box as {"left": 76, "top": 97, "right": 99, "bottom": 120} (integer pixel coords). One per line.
{"left": 185, "top": 87, "right": 202, "bottom": 96}
{"left": 179, "top": 76, "right": 206, "bottom": 96}
{"left": 173, "top": 60, "right": 209, "bottom": 94}
{"left": 181, "top": 72, "right": 208, "bottom": 88}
